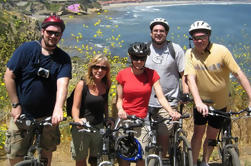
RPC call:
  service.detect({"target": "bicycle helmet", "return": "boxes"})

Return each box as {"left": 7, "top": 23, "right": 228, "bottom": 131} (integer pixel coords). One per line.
{"left": 41, "top": 15, "right": 65, "bottom": 32}
{"left": 128, "top": 42, "right": 150, "bottom": 59}
{"left": 150, "top": 18, "right": 169, "bottom": 32}
{"left": 189, "top": 20, "right": 211, "bottom": 36}
{"left": 116, "top": 135, "right": 143, "bottom": 161}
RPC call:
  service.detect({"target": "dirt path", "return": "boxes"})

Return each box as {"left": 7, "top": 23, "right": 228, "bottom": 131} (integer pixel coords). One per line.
{"left": 1, "top": 144, "right": 251, "bottom": 165}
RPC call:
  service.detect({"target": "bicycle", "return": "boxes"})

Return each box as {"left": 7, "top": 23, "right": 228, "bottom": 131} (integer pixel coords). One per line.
{"left": 208, "top": 106, "right": 251, "bottom": 166}
{"left": 145, "top": 108, "right": 192, "bottom": 166}
{"left": 70, "top": 119, "right": 117, "bottom": 166}
{"left": 14, "top": 114, "right": 62, "bottom": 166}
{"left": 70, "top": 116, "right": 144, "bottom": 166}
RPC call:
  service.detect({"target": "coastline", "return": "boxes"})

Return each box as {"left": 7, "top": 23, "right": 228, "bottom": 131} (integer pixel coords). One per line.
{"left": 102, "top": 0, "right": 251, "bottom": 9}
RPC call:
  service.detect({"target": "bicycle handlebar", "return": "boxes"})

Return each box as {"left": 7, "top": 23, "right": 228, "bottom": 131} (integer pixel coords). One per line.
{"left": 208, "top": 106, "right": 251, "bottom": 119}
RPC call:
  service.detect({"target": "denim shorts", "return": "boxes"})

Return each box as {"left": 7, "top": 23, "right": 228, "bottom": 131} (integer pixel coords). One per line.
{"left": 5, "top": 117, "right": 60, "bottom": 159}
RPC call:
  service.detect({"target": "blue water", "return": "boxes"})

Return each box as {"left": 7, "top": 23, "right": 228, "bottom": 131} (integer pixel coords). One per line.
{"left": 62, "top": 3, "right": 251, "bottom": 74}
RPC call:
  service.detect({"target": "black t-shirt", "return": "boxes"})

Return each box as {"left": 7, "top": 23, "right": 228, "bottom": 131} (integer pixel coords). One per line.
{"left": 7, "top": 41, "right": 72, "bottom": 118}
{"left": 80, "top": 85, "right": 108, "bottom": 125}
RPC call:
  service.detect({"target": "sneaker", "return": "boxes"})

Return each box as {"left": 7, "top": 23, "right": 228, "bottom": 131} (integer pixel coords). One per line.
{"left": 200, "top": 161, "right": 209, "bottom": 166}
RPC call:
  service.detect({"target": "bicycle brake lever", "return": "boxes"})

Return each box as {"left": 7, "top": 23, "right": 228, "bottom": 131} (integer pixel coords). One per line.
{"left": 43, "top": 122, "right": 52, "bottom": 126}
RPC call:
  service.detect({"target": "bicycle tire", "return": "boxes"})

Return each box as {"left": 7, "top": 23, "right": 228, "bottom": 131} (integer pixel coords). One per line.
{"left": 175, "top": 135, "right": 193, "bottom": 166}
{"left": 223, "top": 148, "right": 240, "bottom": 166}
{"left": 15, "top": 160, "right": 44, "bottom": 166}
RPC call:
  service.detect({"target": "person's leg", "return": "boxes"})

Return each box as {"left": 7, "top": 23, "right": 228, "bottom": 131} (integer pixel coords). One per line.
{"left": 152, "top": 107, "right": 173, "bottom": 157}
{"left": 76, "top": 158, "right": 87, "bottom": 166}
{"left": 191, "top": 107, "right": 208, "bottom": 165}
{"left": 118, "top": 159, "right": 130, "bottom": 166}
{"left": 136, "top": 159, "right": 145, "bottom": 166}
{"left": 191, "top": 124, "right": 206, "bottom": 165}
{"left": 201, "top": 125, "right": 219, "bottom": 164}
{"left": 41, "top": 150, "right": 52, "bottom": 166}
{"left": 201, "top": 108, "right": 226, "bottom": 165}
{"left": 158, "top": 134, "right": 169, "bottom": 157}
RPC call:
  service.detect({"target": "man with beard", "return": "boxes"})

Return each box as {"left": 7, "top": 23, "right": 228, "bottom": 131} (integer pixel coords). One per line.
{"left": 145, "top": 18, "right": 189, "bottom": 159}
{"left": 4, "top": 15, "right": 72, "bottom": 166}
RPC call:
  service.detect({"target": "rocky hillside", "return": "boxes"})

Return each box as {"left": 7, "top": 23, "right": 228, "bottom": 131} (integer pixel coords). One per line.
{"left": 0, "top": 0, "right": 102, "bottom": 17}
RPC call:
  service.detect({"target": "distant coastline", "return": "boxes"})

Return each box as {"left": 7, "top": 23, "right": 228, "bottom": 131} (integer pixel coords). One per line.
{"left": 102, "top": 0, "right": 251, "bottom": 9}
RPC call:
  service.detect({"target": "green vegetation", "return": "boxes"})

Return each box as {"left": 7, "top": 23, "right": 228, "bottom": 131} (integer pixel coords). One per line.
{"left": 0, "top": 9, "right": 40, "bottom": 151}
{"left": 0, "top": 3, "right": 250, "bottom": 163}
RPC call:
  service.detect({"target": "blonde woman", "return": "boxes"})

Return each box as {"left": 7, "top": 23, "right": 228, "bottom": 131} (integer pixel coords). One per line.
{"left": 71, "top": 54, "right": 111, "bottom": 166}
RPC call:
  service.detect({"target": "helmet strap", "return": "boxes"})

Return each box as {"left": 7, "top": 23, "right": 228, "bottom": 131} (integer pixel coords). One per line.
{"left": 131, "top": 60, "right": 145, "bottom": 72}
{"left": 205, "top": 41, "right": 211, "bottom": 53}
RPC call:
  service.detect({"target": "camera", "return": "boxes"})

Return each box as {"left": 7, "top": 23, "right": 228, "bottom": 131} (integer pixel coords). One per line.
{"left": 37, "top": 67, "right": 50, "bottom": 78}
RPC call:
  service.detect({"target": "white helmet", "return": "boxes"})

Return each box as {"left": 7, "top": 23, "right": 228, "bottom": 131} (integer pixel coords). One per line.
{"left": 150, "top": 18, "right": 169, "bottom": 32}
{"left": 189, "top": 20, "right": 211, "bottom": 35}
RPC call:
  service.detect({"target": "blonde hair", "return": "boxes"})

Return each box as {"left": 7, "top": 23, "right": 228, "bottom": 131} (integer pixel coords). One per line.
{"left": 84, "top": 54, "right": 111, "bottom": 89}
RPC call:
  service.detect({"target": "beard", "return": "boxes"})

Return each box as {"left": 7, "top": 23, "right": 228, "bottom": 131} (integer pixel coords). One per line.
{"left": 152, "top": 38, "right": 166, "bottom": 46}
{"left": 42, "top": 36, "right": 58, "bottom": 48}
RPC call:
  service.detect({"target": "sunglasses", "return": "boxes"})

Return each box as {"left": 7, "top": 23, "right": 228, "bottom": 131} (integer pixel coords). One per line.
{"left": 45, "top": 30, "right": 62, "bottom": 37}
{"left": 92, "top": 65, "right": 108, "bottom": 71}
{"left": 192, "top": 34, "right": 208, "bottom": 41}
{"left": 131, "top": 56, "right": 147, "bottom": 61}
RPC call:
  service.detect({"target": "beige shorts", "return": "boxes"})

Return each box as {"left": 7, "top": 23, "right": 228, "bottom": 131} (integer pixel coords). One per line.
{"left": 151, "top": 107, "right": 178, "bottom": 136}
{"left": 5, "top": 117, "right": 60, "bottom": 159}
{"left": 70, "top": 123, "right": 103, "bottom": 160}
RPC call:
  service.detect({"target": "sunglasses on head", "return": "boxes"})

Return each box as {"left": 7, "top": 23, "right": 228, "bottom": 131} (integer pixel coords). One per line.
{"left": 92, "top": 65, "right": 107, "bottom": 71}
{"left": 192, "top": 34, "right": 208, "bottom": 41}
{"left": 45, "top": 30, "right": 62, "bottom": 37}
{"left": 131, "top": 56, "right": 147, "bottom": 61}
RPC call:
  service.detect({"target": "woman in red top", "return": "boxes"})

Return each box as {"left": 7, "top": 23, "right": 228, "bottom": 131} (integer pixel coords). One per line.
{"left": 116, "top": 42, "right": 180, "bottom": 166}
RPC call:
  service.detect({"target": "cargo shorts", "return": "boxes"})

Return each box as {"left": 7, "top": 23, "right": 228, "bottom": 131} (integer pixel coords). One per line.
{"left": 5, "top": 117, "right": 60, "bottom": 159}
{"left": 70, "top": 123, "right": 103, "bottom": 160}
{"left": 148, "top": 107, "right": 178, "bottom": 136}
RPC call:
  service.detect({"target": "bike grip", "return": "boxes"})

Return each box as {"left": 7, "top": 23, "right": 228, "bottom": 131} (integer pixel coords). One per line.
{"left": 69, "top": 122, "right": 82, "bottom": 126}
{"left": 129, "top": 123, "right": 143, "bottom": 128}
{"left": 127, "top": 115, "right": 136, "bottom": 120}
{"left": 181, "top": 113, "right": 190, "bottom": 119}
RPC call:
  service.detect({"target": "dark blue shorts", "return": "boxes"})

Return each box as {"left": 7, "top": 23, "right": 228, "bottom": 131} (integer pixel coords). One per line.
{"left": 193, "top": 107, "right": 227, "bottom": 129}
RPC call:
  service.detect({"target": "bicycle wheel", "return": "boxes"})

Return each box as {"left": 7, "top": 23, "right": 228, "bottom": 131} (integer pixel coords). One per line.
{"left": 223, "top": 148, "right": 240, "bottom": 166}
{"left": 15, "top": 159, "right": 44, "bottom": 166}
{"left": 175, "top": 135, "right": 193, "bottom": 166}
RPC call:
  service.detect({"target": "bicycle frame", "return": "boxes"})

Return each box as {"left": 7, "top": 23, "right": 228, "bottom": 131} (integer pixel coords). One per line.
{"left": 208, "top": 107, "right": 251, "bottom": 166}
{"left": 169, "top": 103, "right": 193, "bottom": 166}
{"left": 15, "top": 115, "right": 52, "bottom": 166}
{"left": 145, "top": 113, "right": 163, "bottom": 166}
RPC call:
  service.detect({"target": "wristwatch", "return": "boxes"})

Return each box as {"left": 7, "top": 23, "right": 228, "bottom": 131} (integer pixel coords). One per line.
{"left": 12, "top": 103, "right": 21, "bottom": 108}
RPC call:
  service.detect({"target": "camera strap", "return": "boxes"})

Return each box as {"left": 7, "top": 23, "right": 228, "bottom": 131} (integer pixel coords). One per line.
{"left": 33, "top": 40, "right": 59, "bottom": 77}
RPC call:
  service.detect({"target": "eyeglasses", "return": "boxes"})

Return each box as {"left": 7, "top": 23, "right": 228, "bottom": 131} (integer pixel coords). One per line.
{"left": 92, "top": 65, "right": 107, "bottom": 71}
{"left": 131, "top": 56, "right": 147, "bottom": 61}
{"left": 192, "top": 35, "right": 208, "bottom": 41}
{"left": 45, "top": 30, "right": 62, "bottom": 37}
{"left": 152, "top": 29, "right": 166, "bottom": 34}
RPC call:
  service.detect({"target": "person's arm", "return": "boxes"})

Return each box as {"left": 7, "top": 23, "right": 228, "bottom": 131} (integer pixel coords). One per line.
{"left": 52, "top": 77, "right": 70, "bottom": 125}
{"left": 71, "top": 80, "right": 85, "bottom": 124}
{"left": 4, "top": 68, "right": 22, "bottom": 122}
{"left": 233, "top": 70, "right": 251, "bottom": 107}
{"left": 116, "top": 83, "right": 127, "bottom": 119}
{"left": 153, "top": 80, "right": 180, "bottom": 120}
{"left": 187, "top": 74, "right": 208, "bottom": 116}
{"left": 180, "top": 71, "right": 190, "bottom": 94}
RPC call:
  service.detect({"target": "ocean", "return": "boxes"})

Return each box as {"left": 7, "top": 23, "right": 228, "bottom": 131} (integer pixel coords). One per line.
{"left": 61, "top": 2, "right": 251, "bottom": 74}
